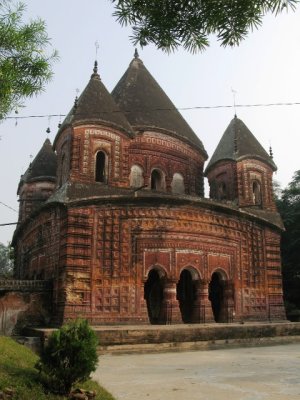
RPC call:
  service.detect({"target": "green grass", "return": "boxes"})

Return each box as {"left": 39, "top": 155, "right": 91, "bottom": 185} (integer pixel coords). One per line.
{"left": 0, "top": 336, "right": 115, "bottom": 400}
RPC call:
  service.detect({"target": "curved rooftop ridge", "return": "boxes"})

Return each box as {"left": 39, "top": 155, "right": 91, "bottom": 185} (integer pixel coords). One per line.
{"left": 205, "top": 116, "right": 277, "bottom": 173}
{"left": 111, "top": 55, "right": 207, "bottom": 158}
{"left": 57, "top": 62, "right": 133, "bottom": 137}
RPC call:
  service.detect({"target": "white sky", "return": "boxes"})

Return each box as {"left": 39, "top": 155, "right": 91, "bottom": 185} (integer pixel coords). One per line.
{"left": 0, "top": 0, "right": 300, "bottom": 245}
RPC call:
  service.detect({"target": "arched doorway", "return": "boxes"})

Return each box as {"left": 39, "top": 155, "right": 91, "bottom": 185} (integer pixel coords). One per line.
{"left": 177, "top": 269, "right": 196, "bottom": 323}
{"left": 144, "top": 269, "right": 165, "bottom": 324}
{"left": 209, "top": 272, "right": 225, "bottom": 322}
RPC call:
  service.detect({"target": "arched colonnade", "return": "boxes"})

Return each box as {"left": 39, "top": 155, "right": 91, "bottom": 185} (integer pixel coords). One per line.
{"left": 144, "top": 266, "right": 235, "bottom": 324}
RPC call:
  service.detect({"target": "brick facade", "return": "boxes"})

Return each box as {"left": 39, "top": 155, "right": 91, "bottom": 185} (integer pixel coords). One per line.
{"left": 12, "top": 56, "right": 286, "bottom": 326}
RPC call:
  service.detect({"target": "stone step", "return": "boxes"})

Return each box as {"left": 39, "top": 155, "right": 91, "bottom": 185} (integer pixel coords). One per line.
{"left": 24, "top": 321, "right": 300, "bottom": 354}
{"left": 97, "top": 335, "right": 300, "bottom": 355}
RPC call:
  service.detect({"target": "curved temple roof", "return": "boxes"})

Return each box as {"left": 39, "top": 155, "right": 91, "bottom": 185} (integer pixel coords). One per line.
{"left": 58, "top": 62, "right": 133, "bottom": 136}
{"left": 205, "top": 116, "right": 277, "bottom": 174}
{"left": 18, "top": 138, "right": 57, "bottom": 193}
{"left": 112, "top": 53, "right": 207, "bottom": 158}
{"left": 24, "top": 139, "right": 57, "bottom": 182}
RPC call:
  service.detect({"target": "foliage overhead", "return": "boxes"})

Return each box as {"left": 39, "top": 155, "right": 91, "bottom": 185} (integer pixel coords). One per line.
{"left": 0, "top": 242, "right": 13, "bottom": 278}
{"left": 0, "top": 0, "right": 58, "bottom": 120}
{"left": 36, "top": 319, "right": 99, "bottom": 395}
{"left": 276, "top": 170, "right": 300, "bottom": 310}
{"left": 111, "top": 0, "right": 299, "bottom": 53}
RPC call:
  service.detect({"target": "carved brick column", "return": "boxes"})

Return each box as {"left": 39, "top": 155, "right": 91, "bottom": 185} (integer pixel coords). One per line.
{"left": 224, "top": 279, "right": 235, "bottom": 323}
{"left": 191, "top": 280, "right": 202, "bottom": 323}
{"left": 165, "top": 176, "right": 172, "bottom": 193}
{"left": 144, "top": 174, "right": 151, "bottom": 189}
{"left": 140, "top": 279, "right": 149, "bottom": 322}
{"left": 199, "top": 279, "right": 215, "bottom": 323}
{"left": 161, "top": 278, "right": 182, "bottom": 324}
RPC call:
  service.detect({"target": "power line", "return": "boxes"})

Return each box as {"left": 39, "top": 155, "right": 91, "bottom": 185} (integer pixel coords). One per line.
{"left": 0, "top": 201, "right": 18, "bottom": 213}
{"left": 4, "top": 101, "right": 300, "bottom": 121}
{"left": 179, "top": 102, "right": 300, "bottom": 110}
{"left": 6, "top": 114, "right": 65, "bottom": 120}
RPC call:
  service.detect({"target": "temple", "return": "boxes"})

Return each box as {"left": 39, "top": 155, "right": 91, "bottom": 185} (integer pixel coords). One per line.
{"left": 12, "top": 53, "right": 286, "bottom": 325}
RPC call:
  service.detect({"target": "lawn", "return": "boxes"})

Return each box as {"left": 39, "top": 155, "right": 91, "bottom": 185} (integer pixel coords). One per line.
{"left": 0, "top": 336, "right": 115, "bottom": 400}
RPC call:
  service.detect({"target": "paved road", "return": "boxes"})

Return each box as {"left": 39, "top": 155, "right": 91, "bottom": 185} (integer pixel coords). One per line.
{"left": 93, "top": 344, "right": 300, "bottom": 400}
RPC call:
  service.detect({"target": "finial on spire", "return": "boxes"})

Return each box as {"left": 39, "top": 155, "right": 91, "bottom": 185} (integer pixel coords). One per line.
{"left": 73, "top": 89, "right": 79, "bottom": 110}
{"left": 91, "top": 60, "right": 100, "bottom": 79}
{"left": 134, "top": 48, "right": 139, "bottom": 59}
{"left": 269, "top": 145, "right": 273, "bottom": 159}
{"left": 95, "top": 41, "right": 99, "bottom": 57}
{"left": 93, "top": 60, "right": 98, "bottom": 74}
{"left": 231, "top": 88, "right": 237, "bottom": 117}
{"left": 74, "top": 96, "right": 78, "bottom": 110}
{"left": 91, "top": 42, "right": 101, "bottom": 79}
{"left": 46, "top": 116, "right": 51, "bottom": 137}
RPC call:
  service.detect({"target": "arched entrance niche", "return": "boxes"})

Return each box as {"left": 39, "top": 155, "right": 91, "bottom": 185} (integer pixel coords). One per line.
{"left": 150, "top": 169, "right": 165, "bottom": 191}
{"left": 171, "top": 173, "right": 185, "bottom": 194}
{"left": 130, "top": 165, "right": 144, "bottom": 188}
{"left": 252, "top": 180, "right": 262, "bottom": 206}
{"left": 95, "top": 151, "right": 107, "bottom": 183}
{"left": 176, "top": 267, "right": 200, "bottom": 323}
{"left": 144, "top": 267, "right": 166, "bottom": 324}
{"left": 209, "top": 270, "right": 227, "bottom": 323}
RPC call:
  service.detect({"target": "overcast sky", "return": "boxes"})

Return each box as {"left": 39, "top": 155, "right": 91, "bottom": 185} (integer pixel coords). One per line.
{"left": 0, "top": 1, "right": 300, "bottom": 245}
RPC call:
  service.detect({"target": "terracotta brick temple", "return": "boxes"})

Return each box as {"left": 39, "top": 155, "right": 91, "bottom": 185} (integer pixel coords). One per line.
{"left": 12, "top": 52, "right": 286, "bottom": 326}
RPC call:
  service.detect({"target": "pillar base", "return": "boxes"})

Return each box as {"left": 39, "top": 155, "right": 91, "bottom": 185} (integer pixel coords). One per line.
{"left": 162, "top": 279, "right": 182, "bottom": 324}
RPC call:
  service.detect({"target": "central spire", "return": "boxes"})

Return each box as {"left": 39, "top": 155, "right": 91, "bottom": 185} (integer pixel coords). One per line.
{"left": 111, "top": 54, "right": 207, "bottom": 157}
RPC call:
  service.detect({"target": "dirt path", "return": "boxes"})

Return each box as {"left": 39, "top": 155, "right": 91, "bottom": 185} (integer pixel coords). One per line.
{"left": 93, "top": 343, "right": 300, "bottom": 400}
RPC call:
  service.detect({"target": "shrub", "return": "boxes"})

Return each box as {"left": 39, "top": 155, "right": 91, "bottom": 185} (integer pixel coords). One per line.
{"left": 36, "top": 319, "right": 98, "bottom": 395}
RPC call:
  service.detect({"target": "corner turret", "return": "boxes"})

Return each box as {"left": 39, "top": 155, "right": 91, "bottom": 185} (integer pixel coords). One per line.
{"left": 57, "top": 61, "right": 133, "bottom": 138}
{"left": 205, "top": 117, "right": 277, "bottom": 211}
{"left": 17, "top": 138, "right": 57, "bottom": 222}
